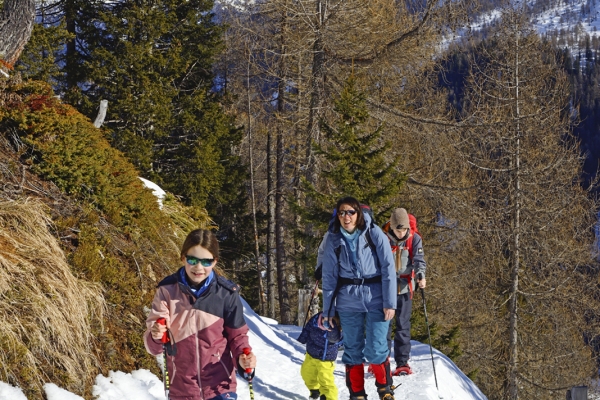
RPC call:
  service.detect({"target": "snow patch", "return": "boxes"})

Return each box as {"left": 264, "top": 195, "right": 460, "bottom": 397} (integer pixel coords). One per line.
{"left": 44, "top": 383, "right": 85, "bottom": 400}
{"left": 0, "top": 382, "right": 27, "bottom": 400}
{"left": 139, "top": 177, "right": 166, "bottom": 210}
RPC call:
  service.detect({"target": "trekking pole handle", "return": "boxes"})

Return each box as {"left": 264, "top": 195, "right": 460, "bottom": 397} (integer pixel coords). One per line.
{"left": 243, "top": 348, "right": 253, "bottom": 374}
{"left": 243, "top": 348, "right": 256, "bottom": 399}
{"left": 417, "top": 272, "right": 424, "bottom": 281}
{"left": 156, "top": 318, "right": 169, "bottom": 344}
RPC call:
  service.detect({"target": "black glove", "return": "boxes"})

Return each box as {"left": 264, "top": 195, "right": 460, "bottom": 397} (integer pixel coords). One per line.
{"left": 314, "top": 265, "right": 322, "bottom": 280}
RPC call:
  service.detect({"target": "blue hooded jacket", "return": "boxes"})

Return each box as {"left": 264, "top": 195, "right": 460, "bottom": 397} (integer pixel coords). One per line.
{"left": 321, "top": 213, "right": 397, "bottom": 317}
{"left": 297, "top": 312, "right": 342, "bottom": 361}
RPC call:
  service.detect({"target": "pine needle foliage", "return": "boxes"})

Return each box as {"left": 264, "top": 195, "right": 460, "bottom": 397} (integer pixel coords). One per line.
{"left": 293, "top": 76, "right": 405, "bottom": 276}
{"left": 15, "top": 21, "right": 73, "bottom": 88}
{"left": 51, "top": 0, "right": 247, "bottom": 216}
{"left": 0, "top": 80, "right": 161, "bottom": 229}
{"left": 302, "top": 76, "right": 405, "bottom": 228}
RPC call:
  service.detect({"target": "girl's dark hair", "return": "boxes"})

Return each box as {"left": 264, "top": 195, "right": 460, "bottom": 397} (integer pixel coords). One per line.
{"left": 332, "top": 196, "right": 366, "bottom": 233}
{"left": 180, "top": 229, "right": 219, "bottom": 260}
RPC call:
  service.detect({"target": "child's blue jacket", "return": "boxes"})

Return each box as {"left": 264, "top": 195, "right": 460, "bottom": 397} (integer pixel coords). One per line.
{"left": 297, "top": 312, "right": 343, "bottom": 361}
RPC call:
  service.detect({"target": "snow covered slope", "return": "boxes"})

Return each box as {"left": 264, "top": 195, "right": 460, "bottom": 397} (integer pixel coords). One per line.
{"left": 0, "top": 298, "right": 487, "bottom": 400}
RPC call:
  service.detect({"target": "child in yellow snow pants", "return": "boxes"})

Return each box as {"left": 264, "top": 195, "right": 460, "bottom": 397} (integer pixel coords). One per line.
{"left": 301, "top": 353, "right": 338, "bottom": 400}
{"left": 297, "top": 312, "right": 343, "bottom": 400}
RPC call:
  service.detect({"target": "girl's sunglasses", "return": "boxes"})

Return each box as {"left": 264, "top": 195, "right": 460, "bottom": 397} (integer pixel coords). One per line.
{"left": 185, "top": 255, "right": 214, "bottom": 267}
{"left": 339, "top": 209, "right": 357, "bottom": 217}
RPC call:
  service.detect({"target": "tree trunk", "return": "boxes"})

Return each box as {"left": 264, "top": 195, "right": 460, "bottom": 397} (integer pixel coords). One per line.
{"left": 507, "top": 29, "right": 522, "bottom": 400}
{"left": 267, "top": 129, "right": 277, "bottom": 319}
{"left": 246, "top": 44, "right": 265, "bottom": 315}
{"left": 93, "top": 100, "right": 109, "bottom": 128}
{"left": 305, "top": 0, "right": 325, "bottom": 187}
{"left": 64, "top": 0, "right": 78, "bottom": 89}
{"left": 276, "top": 7, "right": 292, "bottom": 325}
{"left": 0, "top": 0, "right": 35, "bottom": 66}
{"left": 276, "top": 125, "right": 291, "bottom": 324}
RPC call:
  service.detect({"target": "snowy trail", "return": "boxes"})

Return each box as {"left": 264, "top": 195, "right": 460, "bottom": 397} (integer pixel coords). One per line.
{"left": 239, "top": 300, "right": 487, "bottom": 400}
{"left": 0, "top": 298, "right": 487, "bottom": 400}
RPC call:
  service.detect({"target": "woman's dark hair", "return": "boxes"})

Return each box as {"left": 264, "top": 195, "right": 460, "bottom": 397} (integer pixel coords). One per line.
{"left": 332, "top": 196, "right": 366, "bottom": 233}
{"left": 180, "top": 229, "right": 219, "bottom": 260}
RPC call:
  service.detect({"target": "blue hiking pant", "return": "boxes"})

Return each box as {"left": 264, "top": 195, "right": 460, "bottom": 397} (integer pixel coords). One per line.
{"left": 338, "top": 309, "right": 391, "bottom": 366}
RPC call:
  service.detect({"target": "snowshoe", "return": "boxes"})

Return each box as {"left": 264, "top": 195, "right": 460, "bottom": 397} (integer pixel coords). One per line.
{"left": 377, "top": 385, "right": 395, "bottom": 400}
{"left": 391, "top": 364, "right": 413, "bottom": 376}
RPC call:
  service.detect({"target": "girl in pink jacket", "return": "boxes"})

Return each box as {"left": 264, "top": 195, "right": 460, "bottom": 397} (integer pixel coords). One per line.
{"left": 144, "top": 229, "right": 256, "bottom": 400}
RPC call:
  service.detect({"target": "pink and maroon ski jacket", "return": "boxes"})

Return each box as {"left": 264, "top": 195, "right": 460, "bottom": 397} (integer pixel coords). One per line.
{"left": 144, "top": 269, "right": 251, "bottom": 400}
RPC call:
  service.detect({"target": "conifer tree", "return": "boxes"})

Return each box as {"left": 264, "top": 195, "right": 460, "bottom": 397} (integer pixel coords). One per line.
{"left": 19, "top": 0, "right": 248, "bottom": 225}
{"left": 302, "top": 76, "right": 405, "bottom": 228}
{"left": 15, "top": 20, "right": 72, "bottom": 87}
{"left": 15, "top": 1, "right": 252, "bottom": 291}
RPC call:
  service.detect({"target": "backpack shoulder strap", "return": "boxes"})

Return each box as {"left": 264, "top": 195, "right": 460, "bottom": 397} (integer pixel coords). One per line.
{"left": 366, "top": 227, "right": 377, "bottom": 253}
{"left": 405, "top": 233, "right": 414, "bottom": 260}
{"left": 327, "top": 241, "right": 344, "bottom": 318}
{"left": 366, "top": 222, "right": 380, "bottom": 269}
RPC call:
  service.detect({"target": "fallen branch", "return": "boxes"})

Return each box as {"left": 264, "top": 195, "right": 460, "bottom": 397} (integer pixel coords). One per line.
{"left": 93, "top": 100, "right": 109, "bottom": 128}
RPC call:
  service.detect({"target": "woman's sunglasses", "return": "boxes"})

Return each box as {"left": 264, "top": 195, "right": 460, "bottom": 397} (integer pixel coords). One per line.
{"left": 339, "top": 209, "right": 357, "bottom": 217}
{"left": 185, "top": 255, "right": 215, "bottom": 267}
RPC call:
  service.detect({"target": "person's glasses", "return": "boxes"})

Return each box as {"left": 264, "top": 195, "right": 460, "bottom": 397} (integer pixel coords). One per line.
{"left": 185, "top": 255, "right": 214, "bottom": 267}
{"left": 339, "top": 209, "right": 357, "bottom": 217}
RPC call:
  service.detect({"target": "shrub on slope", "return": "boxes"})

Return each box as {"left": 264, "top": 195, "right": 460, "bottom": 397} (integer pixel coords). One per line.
{"left": 0, "top": 76, "right": 213, "bottom": 398}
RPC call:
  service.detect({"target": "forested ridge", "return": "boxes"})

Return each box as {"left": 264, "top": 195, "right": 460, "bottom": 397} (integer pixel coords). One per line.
{"left": 1, "top": 1, "right": 600, "bottom": 399}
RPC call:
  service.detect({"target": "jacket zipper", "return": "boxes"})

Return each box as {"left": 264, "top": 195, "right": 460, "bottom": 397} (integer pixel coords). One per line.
{"left": 196, "top": 334, "right": 204, "bottom": 400}
{"left": 214, "top": 351, "right": 230, "bottom": 376}
{"left": 322, "top": 335, "right": 329, "bottom": 361}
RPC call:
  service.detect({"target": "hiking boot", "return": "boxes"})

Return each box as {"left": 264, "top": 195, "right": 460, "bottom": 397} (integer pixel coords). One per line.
{"left": 349, "top": 396, "right": 367, "bottom": 400}
{"left": 377, "top": 385, "right": 395, "bottom": 400}
{"left": 309, "top": 389, "right": 320, "bottom": 399}
{"left": 392, "top": 363, "right": 413, "bottom": 376}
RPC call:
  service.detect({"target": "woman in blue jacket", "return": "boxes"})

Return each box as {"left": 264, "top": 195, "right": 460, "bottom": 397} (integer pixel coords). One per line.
{"left": 320, "top": 197, "right": 397, "bottom": 400}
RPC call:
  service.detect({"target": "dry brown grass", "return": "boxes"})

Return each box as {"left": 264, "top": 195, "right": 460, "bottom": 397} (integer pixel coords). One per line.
{"left": 0, "top": 198, "right": 105, "bottom": 394}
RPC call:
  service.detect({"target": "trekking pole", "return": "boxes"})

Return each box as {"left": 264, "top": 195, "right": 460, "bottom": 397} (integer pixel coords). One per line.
{"left": 418, "top": 274, "right": 439, "bottom": 392}
{"left": 302, "top": 279, "right": 320, "bottom": 327}
{"left": 156, "top": 318, "right": 171, "bottom": 400}
{"left": 242, "top": 348, "right": 255, "bottom": 400}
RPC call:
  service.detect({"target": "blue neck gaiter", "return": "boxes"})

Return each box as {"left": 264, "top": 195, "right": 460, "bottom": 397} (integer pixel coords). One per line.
{"left": 340, "top": 228, "right": 361, "bottom": 268}
{"left": 179, "top": 268, "right": 214, "bottom": 298}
